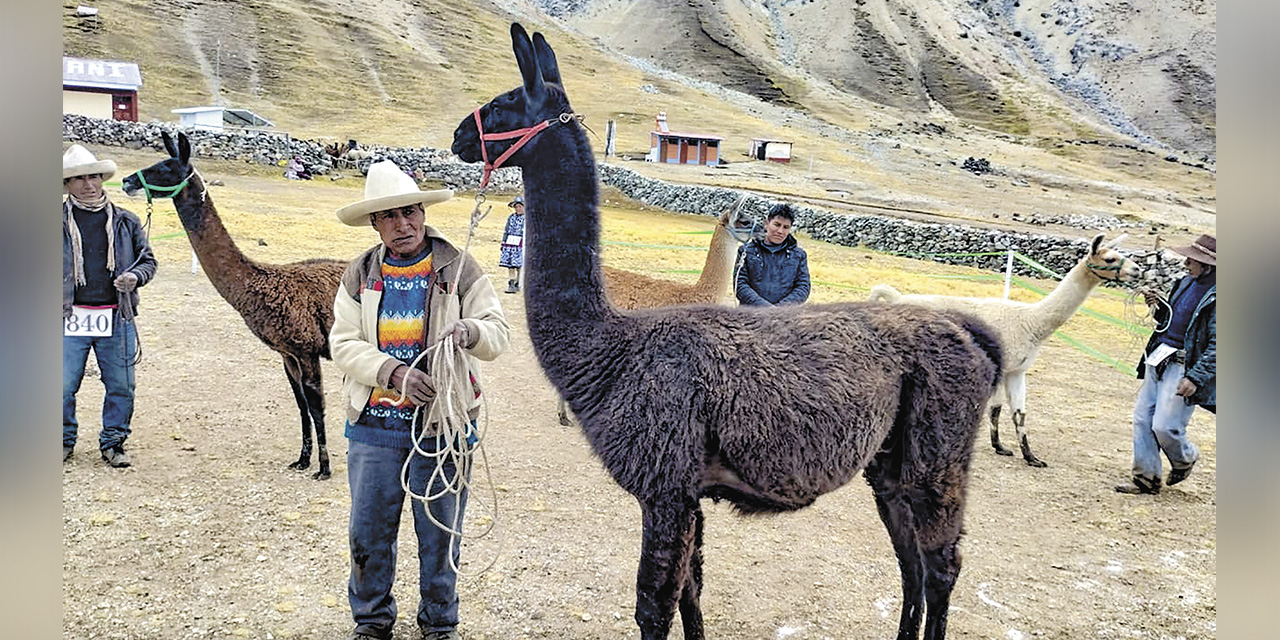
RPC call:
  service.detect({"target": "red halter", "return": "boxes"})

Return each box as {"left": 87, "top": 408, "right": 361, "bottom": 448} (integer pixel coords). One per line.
{"left": 473, "top": 109, "right": 575, "bottom": 190}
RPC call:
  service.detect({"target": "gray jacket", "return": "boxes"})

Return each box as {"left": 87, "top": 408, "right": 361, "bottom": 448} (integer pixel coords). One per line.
{"left": 62, "top": 202, "right": 158, "bottom": 318}
{"left": 734, "top": 235, "right": 810, "bottom": 306}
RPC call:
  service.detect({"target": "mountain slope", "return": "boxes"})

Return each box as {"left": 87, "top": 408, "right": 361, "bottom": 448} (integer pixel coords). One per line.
{"left": 554, "top": 0, "right": 1215, "bottom": 157}
{"left": 62, "top": 0, "right": 1215, "bottom": 234}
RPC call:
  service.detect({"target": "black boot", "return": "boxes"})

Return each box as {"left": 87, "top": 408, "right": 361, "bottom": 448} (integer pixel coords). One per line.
{"left": 504, "top": 279, "right": 518, "bottom": 294}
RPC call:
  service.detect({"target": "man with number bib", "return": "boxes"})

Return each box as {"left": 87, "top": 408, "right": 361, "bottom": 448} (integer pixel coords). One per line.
{"left": 331, "top": 160, "right": 509, "bottom": 640}
{"left": 62, "top": 144, "right": 157, "bottom": 467}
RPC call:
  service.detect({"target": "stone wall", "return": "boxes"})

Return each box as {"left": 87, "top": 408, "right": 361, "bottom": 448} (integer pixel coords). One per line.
{"left": 65, "top": 114, "right": 1183, "bottom": 290}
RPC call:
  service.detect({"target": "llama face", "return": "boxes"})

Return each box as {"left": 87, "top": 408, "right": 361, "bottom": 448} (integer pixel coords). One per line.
{"left": 1087, "top": 233, "right": 1142, "bottom": 282}
{"left": 121, "top": 130, "right": 192, "bottom": 197}
{"left": 450, "top": 23, "right": 572, "bottom": 166}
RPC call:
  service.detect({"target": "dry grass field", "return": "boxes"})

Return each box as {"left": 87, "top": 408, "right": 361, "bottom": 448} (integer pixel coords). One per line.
{"left": 62, "top": 147, "right": 1215, "bottom": 639}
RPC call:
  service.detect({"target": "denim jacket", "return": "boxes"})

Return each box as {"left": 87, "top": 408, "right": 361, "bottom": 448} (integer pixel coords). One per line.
{"left": 1138, "top": 275, "right": 1216, "bottom": 411}
{"left": 734, "top": 235, "right": 810, "bottom": 306}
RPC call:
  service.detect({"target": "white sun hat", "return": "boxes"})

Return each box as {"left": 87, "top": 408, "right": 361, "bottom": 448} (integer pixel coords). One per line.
{"left": 62, "top": 144, "right": 117, "bottom": 181}
{"left": 335, "top": 160, "right": 453, "bottom": 226}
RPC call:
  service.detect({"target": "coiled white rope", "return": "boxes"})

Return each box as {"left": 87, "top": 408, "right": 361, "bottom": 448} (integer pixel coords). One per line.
{"left": 392, "top": 199, "right": 501, "bottom": 577}
{"left": 1120, "top": 281, "right": 1173, "bottom": 368}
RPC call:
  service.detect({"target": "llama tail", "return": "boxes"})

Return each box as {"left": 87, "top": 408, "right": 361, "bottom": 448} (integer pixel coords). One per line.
{"left": 868, "top": 284, "right": 902, "bottom": 303}
{"left": 953, "top": 313, "right": 1004, "bottom": 393}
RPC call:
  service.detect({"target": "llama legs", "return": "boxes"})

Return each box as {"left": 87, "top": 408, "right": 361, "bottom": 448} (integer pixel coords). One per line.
{"left": 677, "top": 506, "right": 705, "bottom": 640}
{"left": 300, "top": 354, "right": 331, "bottom": 480}
{"left": 283, "top": 355, "right": 331, "bottom": 479}
{"left": 283, "top": 356, "right": 315, "bottom": 472}
{"left": 988, "top": 405, "right": 1014, "bottom": 456}
{"left": 634, "top": 496, "right": 700, "bottom": 640}
{"left": 556, "top": 396, "right": 574, "bottom": 426}
{"left": 1006, "top": 372, "right": 1046, "bottom": 467}
{"left": 916, "top": 503, "right": 964, "bottom": 640}
{"left": 866, "top": 470, "right": 925, "bottom": 640}
{"left": 988, "top": 382, "right": 1015, "bottom": 457}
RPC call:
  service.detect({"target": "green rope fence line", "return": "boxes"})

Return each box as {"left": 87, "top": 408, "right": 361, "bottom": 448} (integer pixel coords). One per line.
{"left": 624, "top": 240, "right": 1152, "bottom": 374}
{"left": 1053, "top": 330, "right": 1137, "bottom": 377}
{"left": 604, "top": 239, "right": 707, "bottom": 251}
{"left": 1010, "top": 278, "right": 1150, "bottom": 336}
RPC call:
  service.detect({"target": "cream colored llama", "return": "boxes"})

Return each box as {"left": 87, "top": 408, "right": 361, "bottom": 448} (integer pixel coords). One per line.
{"left": 869, "top": 233, "right": 1140, "bottom": 466}
{"left": 556, "top": 202, "right": 754, "bottom": 424}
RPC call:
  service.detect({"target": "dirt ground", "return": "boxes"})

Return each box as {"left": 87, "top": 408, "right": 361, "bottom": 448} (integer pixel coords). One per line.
{"left": 63, "top": 167, "right": 1215, "bottom": 640}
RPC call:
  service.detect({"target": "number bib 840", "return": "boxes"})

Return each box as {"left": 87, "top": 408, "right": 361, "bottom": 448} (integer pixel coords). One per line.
{"left": 65, "top": 305, "right": 113, "bottom": 337}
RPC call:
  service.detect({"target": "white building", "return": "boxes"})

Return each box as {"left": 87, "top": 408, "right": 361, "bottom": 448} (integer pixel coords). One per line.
{"left": 171, "top": 106, "right": 274, "bottom": 132}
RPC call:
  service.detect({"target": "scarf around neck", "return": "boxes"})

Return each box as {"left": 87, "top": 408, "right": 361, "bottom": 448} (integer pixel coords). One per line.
{"left": 65, "top": 196, "right": 115, "bottom": 287}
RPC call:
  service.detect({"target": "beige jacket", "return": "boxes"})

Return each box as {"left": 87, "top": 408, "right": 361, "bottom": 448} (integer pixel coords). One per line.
{"left": 331, "top": 228, "right": 510, "bottom": 427}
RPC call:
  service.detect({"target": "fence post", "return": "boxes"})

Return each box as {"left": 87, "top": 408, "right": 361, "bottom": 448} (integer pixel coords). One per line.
{"left": 605, "top": 120, "right": 616, "bottom": 157}
{"left": 1002, "top": 249, "right": 1014, "bottom": 299}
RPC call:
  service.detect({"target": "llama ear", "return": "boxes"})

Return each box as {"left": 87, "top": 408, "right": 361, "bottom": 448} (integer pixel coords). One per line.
{"left": 1105, "top": 233, "right": 1129, "bottom": 248}
{"left": 511, "top": 23, "right": 544, "bottom": 97}
{"left": 532, "top": 32, "right": 562, "bottom": 85}
{"left": 161, "top": 131, "right": 178, "bottom": 159}
{"left": 1090, "top": 233, "right": 1105, "bottom": 255}
{"left": 177, "top": 132, "right": 191, "bottom": 165}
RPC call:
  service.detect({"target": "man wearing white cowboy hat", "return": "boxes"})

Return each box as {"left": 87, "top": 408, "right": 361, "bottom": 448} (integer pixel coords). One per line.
{"left": 1117, "top": 233, "right": 1216, "bottom": 495}
{"left": 330, "top": 160, "right": 509, "bottom": 640}
{"left": 62, "top": 144, "right": 158, "bottom": 469}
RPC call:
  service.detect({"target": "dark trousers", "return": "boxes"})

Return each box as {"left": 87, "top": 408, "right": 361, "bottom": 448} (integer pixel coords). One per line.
{"left": 347, "top": 439, "right": 468, "bottom": 634}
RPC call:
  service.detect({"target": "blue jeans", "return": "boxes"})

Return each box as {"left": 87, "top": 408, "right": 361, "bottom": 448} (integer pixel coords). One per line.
{"left": 63, "top": 316, "right": 136, "bottom": 451}
{"left": 347, "top": 438, "right": 469, "bottom": 634}
{"left": 1131, "top": 361, "right": 1199, "bottom": 483}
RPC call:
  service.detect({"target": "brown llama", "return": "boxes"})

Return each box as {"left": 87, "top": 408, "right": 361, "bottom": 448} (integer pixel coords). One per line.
{"left": 451, "top": 24, "right": 1003, "bottom": 640}
{"left": 555, "top": 202, "right": 755, "bottom": 424}
{"left": 869, "top": 234, "right": 1142, "bottom": 466}
{"left": 122, "top": 131, "right": 343, "bottom": 480}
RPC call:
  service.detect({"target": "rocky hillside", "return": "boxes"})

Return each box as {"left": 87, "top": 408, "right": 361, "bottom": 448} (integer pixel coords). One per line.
{"left": 63, "top": 0, "right": 1216, "bottom": 237}
{"left": 549, "top": 0, "right": 1215, "bottom": 158}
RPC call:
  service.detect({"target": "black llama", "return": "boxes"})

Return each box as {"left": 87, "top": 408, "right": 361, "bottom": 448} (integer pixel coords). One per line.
{"left": 122, "top": 132, "right": 343, "bottom": 479}
{"left": 451, "top": 24, "right": 1003, "bottom": 640}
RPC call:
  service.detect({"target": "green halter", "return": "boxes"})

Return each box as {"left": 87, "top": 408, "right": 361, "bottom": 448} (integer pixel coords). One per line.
{"left": 135, "top": 170, "right": 191, "bottom": 204}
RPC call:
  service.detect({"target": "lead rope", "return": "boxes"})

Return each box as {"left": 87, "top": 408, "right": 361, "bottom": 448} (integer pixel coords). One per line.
{"left": 394, "top": 195, "right": 498, "bottom": 577}
{"left": 118, "top": 168, "right": 196, "bottom": 368}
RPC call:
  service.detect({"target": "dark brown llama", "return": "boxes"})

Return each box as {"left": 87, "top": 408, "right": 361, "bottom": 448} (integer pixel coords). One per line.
{"left": 451, "top": 24, "right": 1003, "bottom": 640}
{"left": 555, "top": 204, "right": 755, "bottom": 425}
{"left": 122, "top": 131, "right": 343, "bottom": 480}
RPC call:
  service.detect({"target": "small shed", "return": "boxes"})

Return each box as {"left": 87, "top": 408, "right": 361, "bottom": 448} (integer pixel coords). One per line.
{"left": 63, "top": 57, "right": 143, "bottom": 122}
{"left": 749, "top": 138, "right": 793, "bottom": 163}
{"left": 172, "top": 106, "right": 275, "bottom": 132}
{"left": 647, "top": 112, "right": 722, "bottom": 166}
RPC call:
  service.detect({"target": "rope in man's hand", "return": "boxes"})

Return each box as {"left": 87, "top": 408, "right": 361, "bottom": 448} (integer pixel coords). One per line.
{"left": 385, "top": 198, "right": 502, "bottom": 577}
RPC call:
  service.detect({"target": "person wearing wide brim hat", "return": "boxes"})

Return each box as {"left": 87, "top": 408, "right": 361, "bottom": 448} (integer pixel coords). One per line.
{"left": 498, "top": 195, "right": 526, "bottom": 294}
{"left": 63, "top": 143, "right": 117, "bottom": 183}
{"left": 334, "top": 159, "right": 453, "bottom": 226}
{"left": 1117, "top": 233, "right": 1216, "bottom": 495}
{"left": 1167, "top": 234, "right": 1216, "bottom": 267}
{"left": 330, "top": 159, "right": 509, "bottom": 640}
{"left": 62, "top": 143, "right": 157, "bottom": 469}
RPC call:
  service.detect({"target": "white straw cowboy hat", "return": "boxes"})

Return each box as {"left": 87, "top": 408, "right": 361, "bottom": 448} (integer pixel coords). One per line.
{"left": 1169, "top": 233, "right": 1216, "bottom": 266}
{"left": 62, "top": 144, "right": 117, "bottom": 181}
{"left": 335, "top": 160, "right": 453, "bottom": 226}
